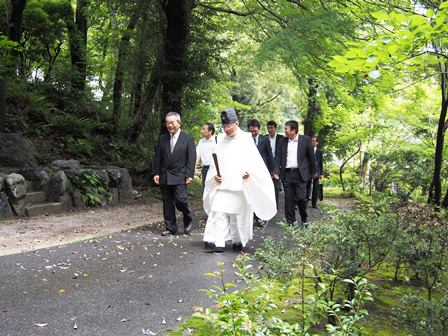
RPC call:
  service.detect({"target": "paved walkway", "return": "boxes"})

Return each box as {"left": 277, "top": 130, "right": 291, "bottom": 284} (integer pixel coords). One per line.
{"left": 0, "top": 196, "right": 326, "bottom": 335}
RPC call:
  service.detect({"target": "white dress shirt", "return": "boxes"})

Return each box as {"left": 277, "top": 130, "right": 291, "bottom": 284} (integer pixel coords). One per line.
{"left": 269, "top": 134, "right": 277, "bottom": 157}
{"left": 286, "top": 136, "right": 299, "bottom": 168}
{"left": 196, "top": 136, "right": 217, "bottom": 166}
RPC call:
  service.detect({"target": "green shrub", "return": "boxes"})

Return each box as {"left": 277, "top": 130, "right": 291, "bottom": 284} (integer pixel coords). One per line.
{"left": 71, "top": 171, "right": 111, "bottom": 206}
{"left": 393, "top": 291, "right": 448, "bottom": 335}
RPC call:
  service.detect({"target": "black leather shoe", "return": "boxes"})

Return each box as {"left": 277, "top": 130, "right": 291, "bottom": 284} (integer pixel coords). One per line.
{"left": 213, "top": 247, "right": 225, "bottom": 253}
{"left": 232, "top": 242, "right": 243, "bottom": 252}
{"left": 204, "top": 242, "right": 215, "bottom": 249}
{"left": 161, "top": 230, "right": 176, "bottom": 236}
{"left": 184, "top": 221, "right": 193, "bottom": 235}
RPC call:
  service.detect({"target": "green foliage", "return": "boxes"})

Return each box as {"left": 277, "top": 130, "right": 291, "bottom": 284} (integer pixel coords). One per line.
{"left": 324, "top": 277, "right": 375, "bottom": 336}
{"left": 255, "top": 233, "right": 301, "bottom": 281}
{"left": 394, "top": 291, "right": 448, "bottom": 336}
{"left": 393, "top": 202, "right": 448, "bottom": 301}
{"left": 176, "top": 255, "right": 374, "bottom": 336}
{"left": 71, "top": 171, "right": 111, "bottom": 206}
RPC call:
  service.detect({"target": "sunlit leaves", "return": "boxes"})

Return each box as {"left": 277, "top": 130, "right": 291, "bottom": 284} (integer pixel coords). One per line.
{"left": 368, "top": 69, "right": 381, "bottom": 79}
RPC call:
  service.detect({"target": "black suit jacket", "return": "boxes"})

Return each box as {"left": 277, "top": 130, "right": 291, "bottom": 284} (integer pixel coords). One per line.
{"left": 275, "top": 135, "right": 316, "bottom": 182}
{"left": 314, "top": 148, "right": 323, "bottom": 176}
{"left": 265, "top": 133, "right": 284, "bottom": 160}
{"left": 255, "top": 135, "right": 277, "bottom": 173}
{"left": 153, "top": 131, "right": 196, "bottom": 185}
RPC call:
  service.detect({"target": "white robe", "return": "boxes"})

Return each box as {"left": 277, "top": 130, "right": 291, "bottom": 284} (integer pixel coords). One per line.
{"left": 203, "top": 128, "right": 276, "bottom": 247}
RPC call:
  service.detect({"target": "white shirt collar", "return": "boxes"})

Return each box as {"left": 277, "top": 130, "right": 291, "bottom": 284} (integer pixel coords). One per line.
{"left": 289, "top": 135, "right": 298, "bottom": 142}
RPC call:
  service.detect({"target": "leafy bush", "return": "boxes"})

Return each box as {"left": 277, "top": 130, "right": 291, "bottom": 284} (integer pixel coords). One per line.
{"left": 393, "top": 291, "right": 448, "bottom": 336}
{"left": 392, "top": 202, "right": 448, "bottom": 301}
{"left": 71, "top": 171, "right": 111, "bottom": 206}
{"left": 186, "top": 256, "right": 374, "bottom": 336}
{"left": 255, "top": 233, "right": 302, "bottom": 281}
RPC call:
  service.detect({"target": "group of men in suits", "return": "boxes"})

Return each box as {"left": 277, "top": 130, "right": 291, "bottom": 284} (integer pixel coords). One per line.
{"left": 153, "top": 110, "right": 324, "bottom": 242}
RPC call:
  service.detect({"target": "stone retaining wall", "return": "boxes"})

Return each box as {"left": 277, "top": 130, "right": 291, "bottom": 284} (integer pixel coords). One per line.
{"left": 0, "top": 160, "right": 135, "bottom": 218}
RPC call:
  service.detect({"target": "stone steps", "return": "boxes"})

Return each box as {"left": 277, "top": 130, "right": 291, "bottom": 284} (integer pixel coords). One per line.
{"left": 23, "top": 182, "right": 62, "bottom": 217}
{"left": 25, "top": 202, "right": 63, "bottom": 217}
{"left": 24, "top": 191, "right": 46, "bottom": 204}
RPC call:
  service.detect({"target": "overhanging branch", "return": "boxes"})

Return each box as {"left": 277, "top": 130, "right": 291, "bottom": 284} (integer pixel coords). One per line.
{"left": 196, "top": 2, "right": 258, "bottom": 16}
{"left": 257, "top": 92, "right": 282, "bottom": 107}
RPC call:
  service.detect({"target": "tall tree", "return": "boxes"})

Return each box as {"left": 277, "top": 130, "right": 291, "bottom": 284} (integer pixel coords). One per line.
{"left": 0, "top": 76, "right": 6, "bottom": 132}
{"left": 66, "top": 0, "right": 88, "bottom": 92}
{"left": 111, "top": 3, "right": 141, "bottom": 126}
{"left": 6, "top": 0, "right": 27, "bottom": 42}
{"left": 126, "top": 0, "right": 194, "bottom": 140}
{"left": 159, "top": 0, "right": 193, "bottom": 131}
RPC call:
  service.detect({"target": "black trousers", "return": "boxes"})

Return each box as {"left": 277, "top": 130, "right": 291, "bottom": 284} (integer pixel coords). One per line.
{"left": 201, "top": 165, "right": 210, "bottom": 189}
{"left": 160, "top": 184, "right": 192, "bottom": 233}
{"left": 307, "top": 178, "right": 320, "bottom": 207}
{"left": 283, "top": 169, "right": 308, "bottom": 224}
{"left": 273, "top": 178, "right": 280, "bottom": 209}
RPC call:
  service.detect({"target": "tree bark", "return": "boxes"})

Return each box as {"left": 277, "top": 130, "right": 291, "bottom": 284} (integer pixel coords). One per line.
{"left": 130, "top": 4, "right": 150, "bottom": 117}
{"left": 112, "top": 7, "right": 141, "bottom": 126}
{"left": 125, "top": 59, "right": 162, "bottom": 142}
{"left": 303, "top": 76, "right": 320, "bottom": 136}
{"left": 66, "top": 0, "right": 88, "bottom": 92}
{"left": 339, "top": 145, "right": 361, "bottom": 192}
{"left": 0, "top": 77, "right": 6, "bottom": 132}
{"left": 159, "top": 0, "right": 193, "bottom": 133}
{"left": 430, "top": 63, "right": 448, "bottom": 208}
{"left": 6, "top": 0, "right": 27, "bottom": 42}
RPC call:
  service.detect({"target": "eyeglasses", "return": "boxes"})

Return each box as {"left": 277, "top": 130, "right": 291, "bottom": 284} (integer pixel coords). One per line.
{"left": 222, "top": 122, "right": 236, "bottom": 129}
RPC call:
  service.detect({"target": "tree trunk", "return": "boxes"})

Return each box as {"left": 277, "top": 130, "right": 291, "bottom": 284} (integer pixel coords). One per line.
{"left": 6, "top": 0, "right": 27, "bottom": 42}
{"left": 66, "top": 0, "right": 88, "bottom": 92}
{"left": 125, "top": 60, "right": 162, "bottom": 142}
{"left": 130, "top": 5, "right": 150, "bottom": 117}
{"left": 112, "top": 7, "right": 140, "bottom": 126}
{"left": 0, "top": 77, "right": 6, "bottom": 132}
{"left": 303, "top": 77, "right": 320, "bottom": 137}
{"left": 430, "top": 63, "right": 448, "bottom": 208}
{"left": 159, "top": 0, "right": 193, "bottom": 133}
{"left": 339, "top": 145, "right": 361, "bottom": 192}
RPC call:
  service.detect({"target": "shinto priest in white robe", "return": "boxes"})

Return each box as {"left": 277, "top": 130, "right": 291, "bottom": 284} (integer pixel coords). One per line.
{"left": 202, "top": 127, "right": 276, "bottom": 247}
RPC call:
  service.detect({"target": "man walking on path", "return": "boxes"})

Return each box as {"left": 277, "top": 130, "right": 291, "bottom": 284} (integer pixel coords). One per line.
{"left": 275, "top": 120, "right": 316, "bottom": 227}
{"left": 196, "top": 122, "right": 217, "bottom": 188}
{"left": 266, "top": 120, "right": 284, "bottom": 208}
{"left": 153, "top": 112, "right": 196, "bottom": 236}
{"left": 202, "top": 108, "right": 276, "bottom": 253}
{"left": 307, "top": 135, "right": 324, "bottom": 208}
{"left": 247, "top": 119, "right": 278, "bottom": 226}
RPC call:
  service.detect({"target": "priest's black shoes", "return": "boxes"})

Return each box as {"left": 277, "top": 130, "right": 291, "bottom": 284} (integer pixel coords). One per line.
{"left": 232, "top": 242, "right": 243, "bottom": 252}
{"left": 161, "top": 230, "right": 176, "bottom": 236}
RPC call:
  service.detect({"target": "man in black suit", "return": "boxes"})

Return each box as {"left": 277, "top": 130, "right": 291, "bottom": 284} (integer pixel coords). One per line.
{"left": 248, "top": 119, "right": 278, "bottom": 226}
{"left": 153, "top": 112, "right": 196, "bottom": 236}
{"left": 307, "top": 135, "right": 324, "bottom": 208}
{"left": 267, "top": 120, "right": 284, "bottom": 208}
{"left": 275, "top": 120, "right": 317, "bottom": 227}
